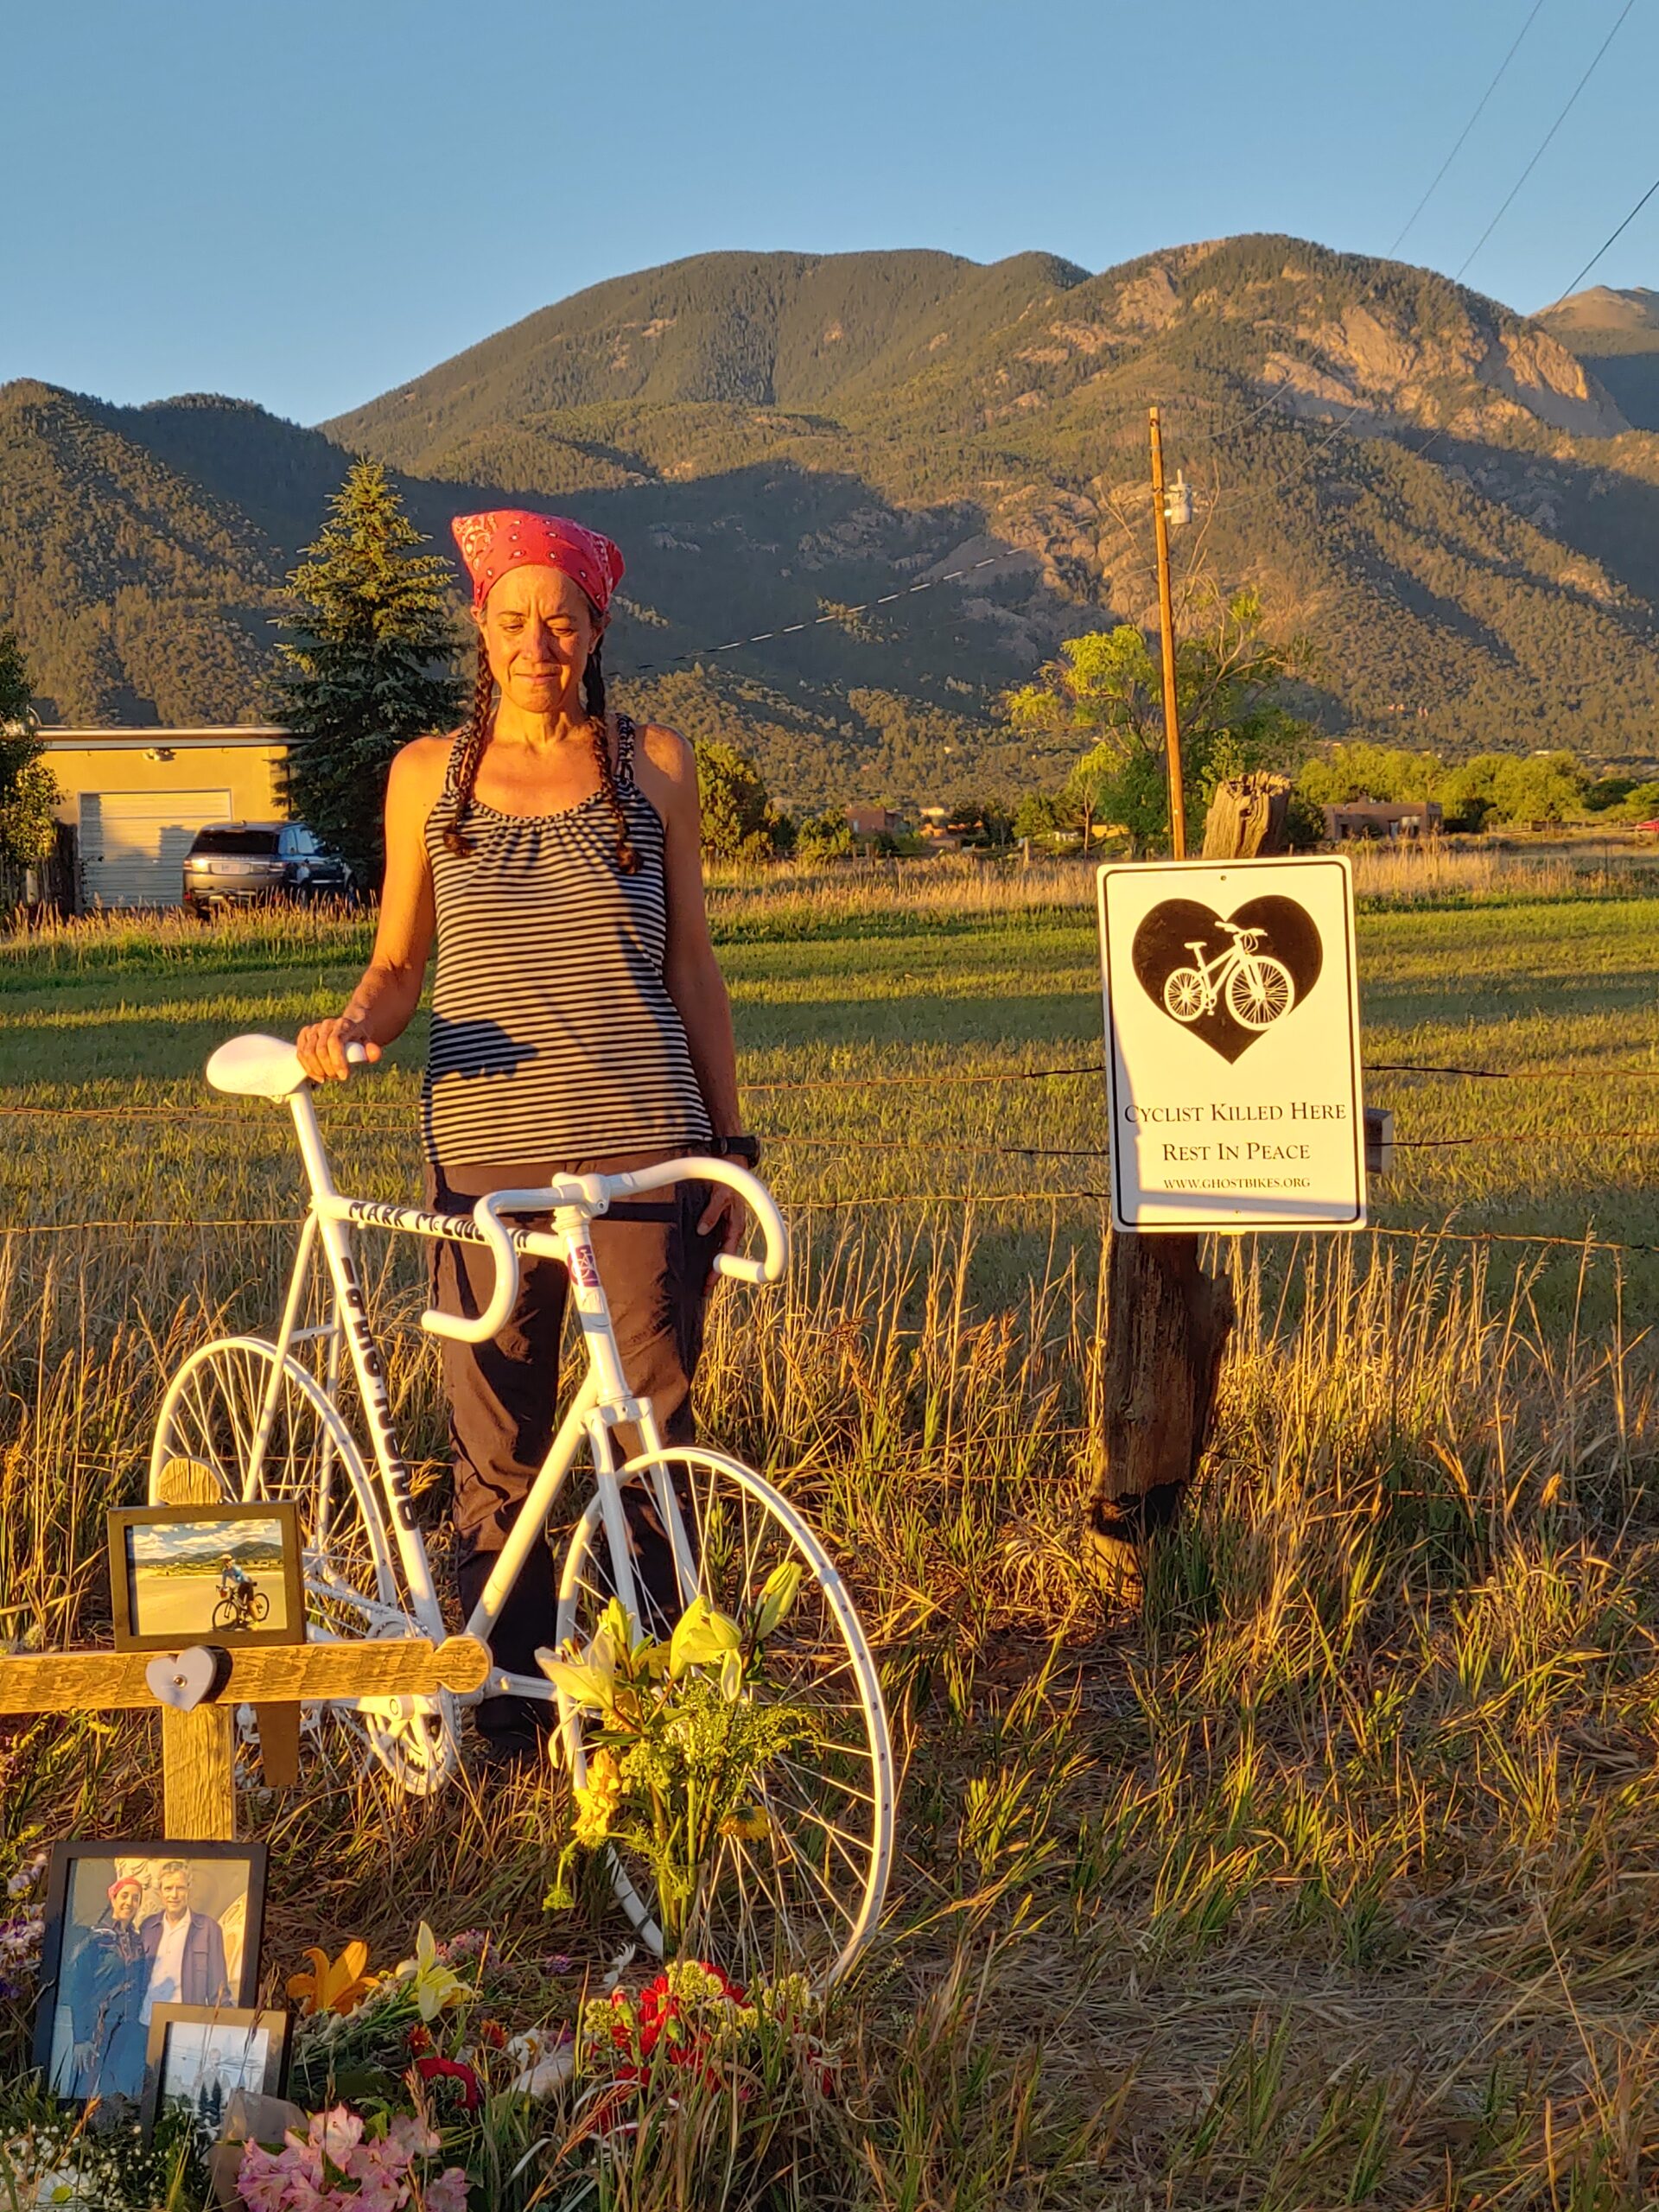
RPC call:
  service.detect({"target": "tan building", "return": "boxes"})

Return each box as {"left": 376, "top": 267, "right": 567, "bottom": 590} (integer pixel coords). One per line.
{"left": 1323, "top": 798, "right": 1443, "bottom": 842}
{"left": 41, "top": 728, "right": 290, "bottom": 906}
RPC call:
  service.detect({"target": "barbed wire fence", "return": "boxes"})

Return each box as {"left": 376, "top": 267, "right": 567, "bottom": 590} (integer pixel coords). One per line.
{"left": 4, "top": 1052, "right": 1659, "bottom": 1257}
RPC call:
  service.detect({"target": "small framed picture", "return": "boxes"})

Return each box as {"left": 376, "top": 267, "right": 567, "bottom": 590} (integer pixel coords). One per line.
{"left": 33, "top": 1841, "right": 268, "bottom": 2110}
{"left": 108, "top": 1502, "right": 304, "bottom": 1650}
{"left": 140, "top": 2005, "right": 289, "bottom": 2139}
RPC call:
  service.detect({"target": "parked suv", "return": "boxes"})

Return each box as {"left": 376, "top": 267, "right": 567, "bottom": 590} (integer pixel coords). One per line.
{"left": 181, "top": 823, "right": 355, "bottom": 913}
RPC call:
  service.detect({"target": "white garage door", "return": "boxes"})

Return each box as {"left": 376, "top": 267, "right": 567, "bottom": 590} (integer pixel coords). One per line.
{"left": 79, "top": 790, "right": 233, "bottom": 907}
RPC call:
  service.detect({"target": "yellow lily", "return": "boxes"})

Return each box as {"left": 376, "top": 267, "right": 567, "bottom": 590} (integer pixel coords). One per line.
{"left": 395, "top": 1922, "right": 472, "bottom": 2023}
{"left": 668, "top": 1595, "right": 741, "bottom": 1680}
{"left": 285, "top": 1939, "right": 374, "bottom": 2018}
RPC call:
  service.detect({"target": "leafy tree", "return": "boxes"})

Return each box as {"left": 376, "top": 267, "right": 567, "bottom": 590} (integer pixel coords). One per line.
{"left": 1614, "top": 779, "right": 1659, "bottom": 822}
{"left": 1011, "top": 790, "right": 1069, "bottom": 842}
{"left": 0, "top": 762, "right": 64, "bottom": 868}
{"left": 1436, "top": 750, "right": 1588, "bottom": 827}
{"left": 0, "top": 629, "right": 60, "bottom": 868}
{"left": 1006, "top": 588, "right": 1314, "bottom": 856}
{"left": 795, "top": 809, "right": 854, "bottom": 862}
{"left": 694, "top": 738, "right": 785, "bottom": 859}
{"left": 1298, "top": 743, "right": 1446, "bottom": 809}
{"left": 1586, "top": 774, "right": 1638, "bottom": 813}
{"left": 272, "top": 462, "right": 462, "bottom": 880}
{"left": 1487, "top": 751, "right": 1588, "bottom": 824}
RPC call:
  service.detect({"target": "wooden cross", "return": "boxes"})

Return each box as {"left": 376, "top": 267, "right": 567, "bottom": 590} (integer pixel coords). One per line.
{"left": 0, "top": 1464, "right": 486, "bottom": 1839}
{"left": 0, "top": 1635, "right": 488, "bottom": 1839}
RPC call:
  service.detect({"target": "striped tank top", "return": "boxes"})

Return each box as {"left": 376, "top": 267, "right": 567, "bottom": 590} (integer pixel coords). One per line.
{"left": 421, "top": 714, "right": 713, "bottom": 1164}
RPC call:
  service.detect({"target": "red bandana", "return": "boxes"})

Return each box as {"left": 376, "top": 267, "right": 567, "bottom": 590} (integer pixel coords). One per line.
{"left": 450, "top": 509, "right": 626, "bottom": 615}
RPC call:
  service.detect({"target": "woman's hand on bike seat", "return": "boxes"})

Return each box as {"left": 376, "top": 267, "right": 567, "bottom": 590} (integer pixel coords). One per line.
{"left": 297, "top": 1017, "right": 382, "bottom": 1084}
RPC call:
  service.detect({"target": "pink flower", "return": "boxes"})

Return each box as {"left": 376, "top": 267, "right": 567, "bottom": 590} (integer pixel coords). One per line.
{"left": 422, "top": 2171, "right": 470, "bottom": 2212}
{"left": 353, "top": 2167, "right": 404, "bottom": 2212}
{"left": 316, "top": 2107, "right": 365, "bottom": 2170}
{"left": 385, "top": 2116, "right": 442, "bottom": 2163}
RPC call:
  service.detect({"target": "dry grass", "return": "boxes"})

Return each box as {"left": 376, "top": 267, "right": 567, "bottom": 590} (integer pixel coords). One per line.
{"left": 3, "top": 861, "right": 1659, "bottom": 2206}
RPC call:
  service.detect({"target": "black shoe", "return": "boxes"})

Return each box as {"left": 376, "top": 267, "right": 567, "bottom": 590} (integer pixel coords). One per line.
{"left": 470, "top": 1694, "right": 554, "bottom": 1775}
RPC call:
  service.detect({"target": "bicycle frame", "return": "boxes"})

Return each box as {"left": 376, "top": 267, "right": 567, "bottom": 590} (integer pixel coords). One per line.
{"left": 1182, "top": 932, "right": 1266, "bottom": 1014}
{"left": 245, "top": 1079, "right": 731, "bottom": 1712}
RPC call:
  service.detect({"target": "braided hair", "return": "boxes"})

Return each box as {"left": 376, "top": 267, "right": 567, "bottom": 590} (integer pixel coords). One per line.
{"left": 443, "top": 618, "right": 639, "bottom": 873}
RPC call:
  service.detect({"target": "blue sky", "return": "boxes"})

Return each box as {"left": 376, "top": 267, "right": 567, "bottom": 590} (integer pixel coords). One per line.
{"left": 3, "top": 0, "right": 1656, "bottom": 425}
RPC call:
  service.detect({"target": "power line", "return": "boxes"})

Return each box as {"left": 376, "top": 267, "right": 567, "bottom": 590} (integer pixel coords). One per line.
{"left": 1455, "top": 0, "right": 1640, "bottom": 281}
{"left": 1557, "top": 168, "right": 1659, "bottom": 301}
{"left": 1163, "top": 2, "right": 1642, "bottom": 542}
{"left": 1389, "top": 0, "right": 1552, "bottom": 255}
{"left": 628, "top": 550, "right": 1029, "bottom": 677}
{"left": 1160, "top": 2, "right": 1554, "bottom": 474}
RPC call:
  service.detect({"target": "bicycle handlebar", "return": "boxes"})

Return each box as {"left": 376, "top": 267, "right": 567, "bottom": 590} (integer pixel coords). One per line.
{"left": 203, "top": 1036, "right": 787, "bottom": 1343}
{"left": 418, "top": 1159, "right": 789, "bottom": 1344}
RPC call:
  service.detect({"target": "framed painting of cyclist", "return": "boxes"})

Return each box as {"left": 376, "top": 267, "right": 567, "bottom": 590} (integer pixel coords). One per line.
{"left": 1097, "top": 853, "right": 1366, "bottom": 1234}
{"left": 108, "top": 1503, "right": 305, "bottom": 1651}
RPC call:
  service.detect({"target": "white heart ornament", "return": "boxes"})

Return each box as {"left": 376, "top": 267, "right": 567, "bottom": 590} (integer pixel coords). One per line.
{"left": 145, "top": 1646, "right": 222, "bottom": 1712}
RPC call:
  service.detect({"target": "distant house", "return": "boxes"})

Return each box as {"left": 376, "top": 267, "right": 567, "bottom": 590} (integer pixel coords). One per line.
{"left": 1323, "top": 799, "right": 1443, "bottom": 842}
{"left": 845, "top": 803, "right": 905, "bottom": 839}
{"left": 41, "top": 728, "right": 290, "bottom": 907}
{"left": 917, "top": 804, "right": 959, "bottom": 849}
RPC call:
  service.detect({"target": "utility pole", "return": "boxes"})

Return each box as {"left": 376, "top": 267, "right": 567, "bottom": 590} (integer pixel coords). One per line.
{"left": 1147, "top": 405, "right": 1185, "bottom": 859}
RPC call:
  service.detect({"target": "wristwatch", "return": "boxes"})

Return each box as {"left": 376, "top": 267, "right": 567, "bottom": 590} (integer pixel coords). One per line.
{"left": 711, "top": 1133, "right": 761, "bottom": 1166}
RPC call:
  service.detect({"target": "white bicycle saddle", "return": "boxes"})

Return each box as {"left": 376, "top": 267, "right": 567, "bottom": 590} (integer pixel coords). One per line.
{"left": 206, "top": 1033, "right": 308, "bottom": 1099}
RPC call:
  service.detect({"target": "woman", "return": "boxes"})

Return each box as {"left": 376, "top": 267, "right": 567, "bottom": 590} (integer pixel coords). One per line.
{"left": 66, "top": 1873, "right": 149, "bottom": 2102}
{"left": 296, "top": 509, "right": 756, "bottom": 1764}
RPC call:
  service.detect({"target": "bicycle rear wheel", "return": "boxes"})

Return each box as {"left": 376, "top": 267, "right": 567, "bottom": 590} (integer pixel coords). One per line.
{"left": 554, "top": 1447, "right": 894, "bottom": 1989}
{"left": 150, "top": 1336, "right": 459, "bottom": 1794}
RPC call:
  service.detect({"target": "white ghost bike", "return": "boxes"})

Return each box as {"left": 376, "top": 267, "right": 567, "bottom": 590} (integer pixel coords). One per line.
{"left": 149, "top": 1033, "right": 895, "bottom": 1986}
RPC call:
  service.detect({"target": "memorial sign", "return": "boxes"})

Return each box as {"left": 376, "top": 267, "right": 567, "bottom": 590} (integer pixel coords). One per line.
{"left": 1097, "top": 855, "right": 1365, "bottom": 1232}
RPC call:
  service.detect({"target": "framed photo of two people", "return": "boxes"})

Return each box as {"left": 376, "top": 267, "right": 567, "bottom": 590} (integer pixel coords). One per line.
{"left": 33, "top": 1841, "right": 267, "bottom": 2109}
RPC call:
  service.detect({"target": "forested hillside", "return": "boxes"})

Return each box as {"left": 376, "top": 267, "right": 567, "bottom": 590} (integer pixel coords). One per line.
{"left": 6, "top": 235, "right": 1659, "bottom": 810}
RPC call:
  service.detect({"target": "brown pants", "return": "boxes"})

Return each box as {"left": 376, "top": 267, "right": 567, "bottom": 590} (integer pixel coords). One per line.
{"left": 426, "top": 1157, "right": 719, "bottom": 1744}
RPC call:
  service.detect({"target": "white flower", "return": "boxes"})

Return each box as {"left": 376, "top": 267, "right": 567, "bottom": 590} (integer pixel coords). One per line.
{"left": 31, "top": 2171, "right": 87, "bottom": 2209}
{"left": 505, "top": 2031, "right": 575, "bottom": 2096}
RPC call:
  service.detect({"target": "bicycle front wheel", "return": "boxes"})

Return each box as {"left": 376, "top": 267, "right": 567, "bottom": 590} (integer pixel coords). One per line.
{"left": 1226, "top": 954, "right": 1294, "bottom": 1029}
{"left": 554, "top": 1447, "right": 895, "bottom": 1990}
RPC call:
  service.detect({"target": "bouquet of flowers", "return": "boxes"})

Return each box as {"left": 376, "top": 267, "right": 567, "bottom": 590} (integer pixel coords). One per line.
{"left": 538, "top": 1579, "right": 811, "bottom": 1948}
{"left": 237, "top": 2107, "right": 467, "bottom": 2212}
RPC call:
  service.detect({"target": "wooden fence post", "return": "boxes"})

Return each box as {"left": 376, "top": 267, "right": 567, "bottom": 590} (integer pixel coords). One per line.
{"left": 1087, "top": 772, "right": 1293, "bottom": 1594}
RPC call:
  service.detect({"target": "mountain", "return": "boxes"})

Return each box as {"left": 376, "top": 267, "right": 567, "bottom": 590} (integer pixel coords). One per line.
{"left": 7, "top": 236, "right": 1659, "bottom": 810}
{"left": 1536, "top": 286, "right": 1659, "bottom": 434}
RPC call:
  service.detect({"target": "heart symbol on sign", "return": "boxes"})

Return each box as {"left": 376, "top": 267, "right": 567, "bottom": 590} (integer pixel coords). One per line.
{"left": 1130, "top": 895, "right": 1323, "bottom": 1063}
{"left": 145, "top": 1646, "right": 225, "bottom": 1712}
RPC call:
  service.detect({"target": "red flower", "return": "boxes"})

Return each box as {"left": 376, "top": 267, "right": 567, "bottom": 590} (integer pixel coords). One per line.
{"left": 415, "top": 2055, "right": 482, "bottom": 2111}
{"left": 476, "top": 2018, "right": 507, "bottom": 2050}
{"left": 406, "top": 2024, "right": 433, "bottom": 2056}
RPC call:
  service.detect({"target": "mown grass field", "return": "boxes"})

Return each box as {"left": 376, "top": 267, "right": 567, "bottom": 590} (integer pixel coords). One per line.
{"left": 4, "top": 845, "right": 1659, "bottom": 2208}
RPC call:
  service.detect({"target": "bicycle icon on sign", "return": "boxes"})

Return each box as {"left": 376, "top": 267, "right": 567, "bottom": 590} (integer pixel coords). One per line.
{"left": 1163, "top": 921, "right": 1296, "bottom": 1031}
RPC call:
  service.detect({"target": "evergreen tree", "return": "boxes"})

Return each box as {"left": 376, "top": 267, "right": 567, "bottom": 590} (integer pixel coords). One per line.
{"left": 0, "top": 629, "right": 60, "bottom": 868}
{"left": 272, "top": 462, "right": 462, "bottom": 881}
{"left": 695, "top": 737, "right": 785, "bottom": 859}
